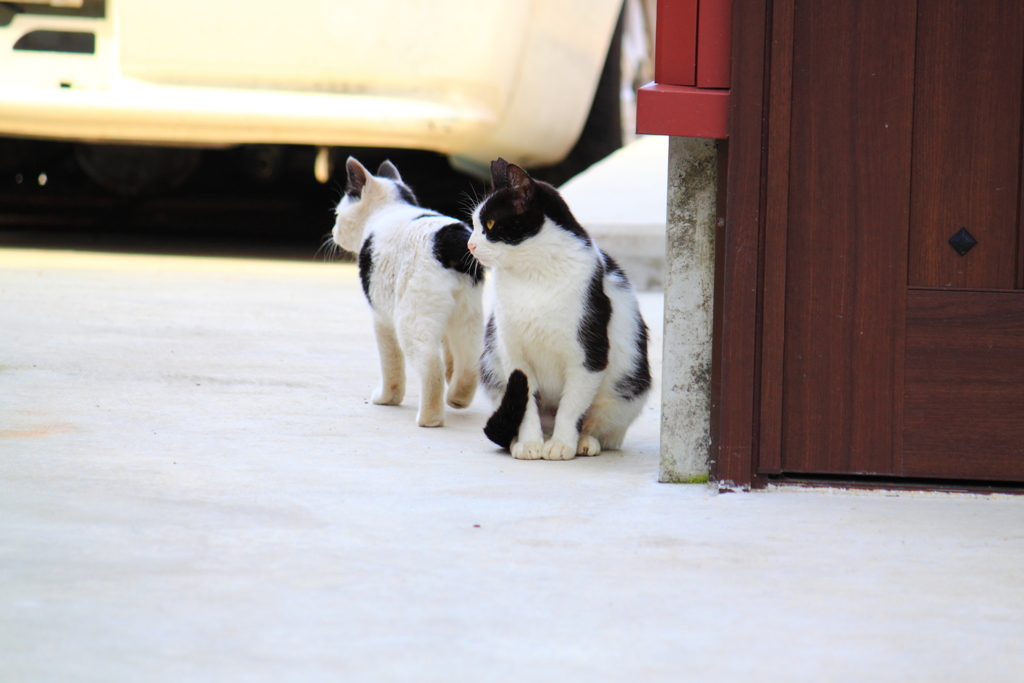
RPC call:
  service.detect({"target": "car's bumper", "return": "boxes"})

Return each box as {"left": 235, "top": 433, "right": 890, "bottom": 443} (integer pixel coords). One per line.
{"left": 0, "top": 81, "right": 496, "bottom": 152}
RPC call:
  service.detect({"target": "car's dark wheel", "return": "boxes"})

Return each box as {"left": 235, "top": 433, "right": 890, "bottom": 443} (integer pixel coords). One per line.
{"left": 74, "top": 144, "right": 203, "bottom": 197}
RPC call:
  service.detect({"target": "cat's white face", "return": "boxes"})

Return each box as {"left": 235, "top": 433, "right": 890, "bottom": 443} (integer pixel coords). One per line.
{"left": 332, "top": 158, "right": 417, "bottom": 253}
{"left": 467, "top": 207, "right": 501, "bottom": 268}
{"left": 468, "top": 159, "right": 590, "bottom": 272}
{"left": 333, "top": 193, "right": 364, "bottom": 253}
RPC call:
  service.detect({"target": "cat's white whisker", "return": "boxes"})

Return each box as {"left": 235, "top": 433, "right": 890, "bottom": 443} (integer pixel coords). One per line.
{"left": 316, "top": 232, "right": 343, "bottom": 262}
{"left": 314, "top": 235, "right": 330, "bottom": 260}
{"left": 459, "top": 185, "right": 485, "bottom": 219}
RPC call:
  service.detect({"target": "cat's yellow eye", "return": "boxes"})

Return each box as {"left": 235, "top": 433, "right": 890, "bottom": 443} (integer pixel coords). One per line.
{"left": 486, "top": 220, "right": 494, "bottom": 230}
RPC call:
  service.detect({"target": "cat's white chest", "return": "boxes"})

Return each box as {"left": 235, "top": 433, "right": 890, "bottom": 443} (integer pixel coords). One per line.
{"left": 494, "top": 276, "right": 584, "bottom": 370}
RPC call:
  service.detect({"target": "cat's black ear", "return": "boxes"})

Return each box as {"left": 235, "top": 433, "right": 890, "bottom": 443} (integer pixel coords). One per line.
{"left": 490, "top": 157, "right": 510, "bottom": 189}
{"left": 346, "top": 157, "right": 368, "bottom": 197}
{"left": 505, "top": 163, "right": 534, "bottom": 213}
{"left": 377, "top": 160, "right": 401, "bottom": 181}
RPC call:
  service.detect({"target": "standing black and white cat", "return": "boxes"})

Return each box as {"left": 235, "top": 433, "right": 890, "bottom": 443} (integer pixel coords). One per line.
{"left": 333, "top": 157, "right": 484, "bottom": 427}
{"left": 467, "top": 158, "right": 651, "bottom": 460}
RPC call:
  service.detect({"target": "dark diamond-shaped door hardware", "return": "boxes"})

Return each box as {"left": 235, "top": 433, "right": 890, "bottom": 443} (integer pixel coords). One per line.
{"left": 948, "top": 228, "right": 977, "bottom": 256}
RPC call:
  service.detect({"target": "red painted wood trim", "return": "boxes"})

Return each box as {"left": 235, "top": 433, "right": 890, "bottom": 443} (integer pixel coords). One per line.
{"left": 635, "top": 83, "right": 730, "bottom": 138}
{"left": 696, "top": 0, "right": 733, "bottom": 88}
{"left": 655, "top": 0, "right": 699, "bottom": 86}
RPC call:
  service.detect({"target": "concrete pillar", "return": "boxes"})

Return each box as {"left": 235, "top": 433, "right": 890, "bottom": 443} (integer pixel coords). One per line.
{"left": 659, "top": 137, "right": 717, "bottom": 484}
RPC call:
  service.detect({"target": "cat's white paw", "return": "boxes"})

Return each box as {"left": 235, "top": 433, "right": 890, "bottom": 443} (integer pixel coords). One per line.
{"left": 372, "top": 384, "right": 403, "bottom": 406}
{"left": 446, "top": 387, "right": 473, "bottom": 409}
{"left": 542, "top": 440, "right": 576, "bottom": 461}
{"left": 511, "top": 440, "right": 544, "bottom": 460}
{"left": 446, "top": 372, "right": 477, "bottom": 409}
{"left": 576, "top": 434, "right": 601, "bottom": 456}
{"left": 417, "top": 409, "right": 444, "bottom": 428}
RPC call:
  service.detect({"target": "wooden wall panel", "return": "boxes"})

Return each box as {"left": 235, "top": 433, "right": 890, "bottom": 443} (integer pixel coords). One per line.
{"left": 710, "top": 0, "right": 768, "bottom": 489}
{"left": 903, "top": 290, "right": 1024, "bottom": 481}
{"left": 757, "top": 0, "right": 795, "bottom": 474}
{"left": 908, "top": 0, "right": 1024, "bottom": 290}
{"left": 780, "top": 0, "right": 917, "bottom": 475}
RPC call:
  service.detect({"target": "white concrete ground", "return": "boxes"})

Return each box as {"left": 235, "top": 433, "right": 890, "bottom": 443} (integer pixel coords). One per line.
{"left": 2, "top": 248, "right": 1024, "bottom": 683}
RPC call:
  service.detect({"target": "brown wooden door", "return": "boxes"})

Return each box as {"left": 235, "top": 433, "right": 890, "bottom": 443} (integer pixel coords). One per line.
{"left": 761, "top": 0, "right": 1024, "bottom": 482}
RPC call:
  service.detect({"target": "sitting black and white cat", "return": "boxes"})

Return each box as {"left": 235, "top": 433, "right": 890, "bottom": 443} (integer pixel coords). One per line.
{"left": 333, "top": 157, "right": 484, "bottom": 427}
{"left": 467, "top": 158, "right": 651, "bottom": 460}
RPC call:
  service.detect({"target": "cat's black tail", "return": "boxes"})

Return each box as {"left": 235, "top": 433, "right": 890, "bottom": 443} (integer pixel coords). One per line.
{"left": 483, "top": 369, "right": 529, "bottom": 449}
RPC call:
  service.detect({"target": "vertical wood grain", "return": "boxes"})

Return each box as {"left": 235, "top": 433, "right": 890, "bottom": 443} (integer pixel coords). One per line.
{"left": 710, "top": 0, "right": 769, "bottom": 488}
{"left": 780, "top": 0, "right": 916, "bottom": 475}
{"left": 908, "top": 0, "right": 1024, "bottom": 290}
{"left": 1019, "top": 43, "right": 1024, "bottom": 291}
{"left": 756, "top": 0, "right": 794, "bottom": 474}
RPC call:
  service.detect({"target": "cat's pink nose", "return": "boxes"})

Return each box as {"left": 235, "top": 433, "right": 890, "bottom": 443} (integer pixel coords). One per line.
{"left": 467, "top": 242, "right": 476, "bottom": 252}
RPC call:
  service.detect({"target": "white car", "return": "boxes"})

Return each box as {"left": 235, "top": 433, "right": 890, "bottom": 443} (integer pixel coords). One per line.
{"left": 0, "top": 0, "right": 628, "bottom": 186}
